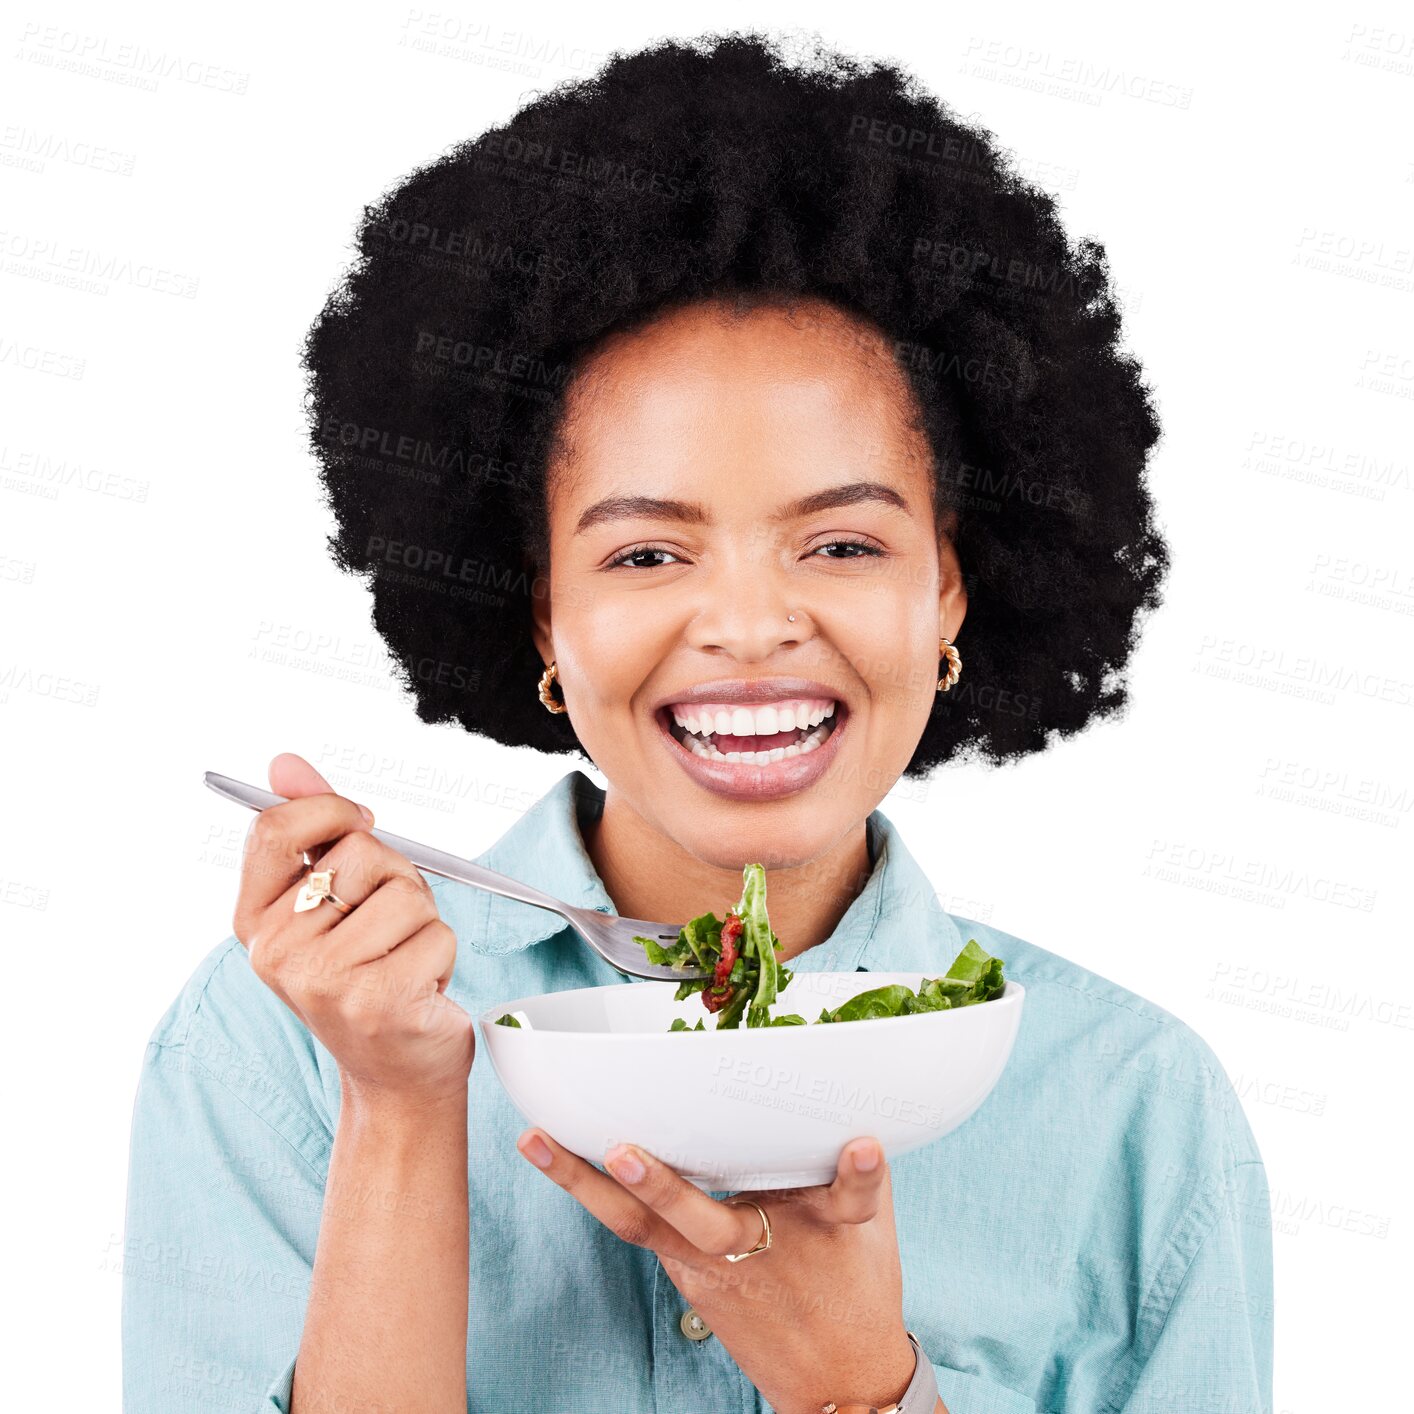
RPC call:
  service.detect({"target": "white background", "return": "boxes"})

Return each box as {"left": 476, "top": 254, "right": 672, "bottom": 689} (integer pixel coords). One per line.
{"left": 3, "top": 2, "right": 1410, "bottom": 1408}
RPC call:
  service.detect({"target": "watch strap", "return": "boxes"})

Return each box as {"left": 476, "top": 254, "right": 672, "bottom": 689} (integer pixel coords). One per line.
{"left": 819, "top": 1328, "right": 938, "bottom": 1414}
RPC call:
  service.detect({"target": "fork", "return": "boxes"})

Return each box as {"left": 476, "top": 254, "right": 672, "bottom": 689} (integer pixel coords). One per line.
{"left": 203, "top": 772, "right": 712, "bottom": 982}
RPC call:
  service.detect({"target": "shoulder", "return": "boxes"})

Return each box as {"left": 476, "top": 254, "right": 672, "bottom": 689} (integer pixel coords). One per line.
{"left": 958, "top": 913, "right": 1188, "bottom": 1029}
{"left": 953, "top": 912, "right": 1264, "bottom": 1172}
{"left": 140, "top": 934, "right": 337, "bottom": 1163}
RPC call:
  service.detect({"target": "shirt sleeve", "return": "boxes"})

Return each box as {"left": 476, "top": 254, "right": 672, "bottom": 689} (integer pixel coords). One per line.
{"left": 1108, "top": 1159, "right": 1274, "bottom": 1414}
{"left": 121, "top": 1038, "right": 328, "bottom": 1413}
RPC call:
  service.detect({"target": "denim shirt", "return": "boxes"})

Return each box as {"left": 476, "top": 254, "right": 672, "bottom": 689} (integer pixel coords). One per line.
{"left": 122, "top": 769, "right": 1273, "bottom": 1414}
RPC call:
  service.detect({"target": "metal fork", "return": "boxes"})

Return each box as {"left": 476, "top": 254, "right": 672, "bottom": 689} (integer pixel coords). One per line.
{"left": 203, "top": 772, "right": 713, "bottom": 982}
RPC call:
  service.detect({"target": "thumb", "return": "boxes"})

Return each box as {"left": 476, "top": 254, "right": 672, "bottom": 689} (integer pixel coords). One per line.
{"left": 268, "top": 751, "right": 338, "bottom": 801}
{"left": 268, "top": 752, "right": 372, "bottom": 871}
{"left": 824, "top": 1138, "right": 887, "bottom": 1225}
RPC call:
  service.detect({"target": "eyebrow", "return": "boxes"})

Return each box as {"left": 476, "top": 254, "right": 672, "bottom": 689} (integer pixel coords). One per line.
{"left": 573, "top": 479, "right": 912, "bottom": 535}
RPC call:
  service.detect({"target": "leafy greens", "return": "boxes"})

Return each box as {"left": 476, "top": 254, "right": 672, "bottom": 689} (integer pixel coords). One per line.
{"left": 632, "top": 863, "right": 1006, "bottom": 1031}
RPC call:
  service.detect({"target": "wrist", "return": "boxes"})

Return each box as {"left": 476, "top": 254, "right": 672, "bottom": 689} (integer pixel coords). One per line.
{"left": 329, "top": 1080, "right": 468, "bottom": 1227}
{"left": 337, "top": 1079, "right": 470, "bottom": 1164}
{"left": 816, "top": 1329, "right": 937, "bottom": 1414}
{"left": 339, "top": 1074, "right": 469, "bottom": 1126}
{"left": 860, "top": 1330, "right": 916, "bottom": 1407}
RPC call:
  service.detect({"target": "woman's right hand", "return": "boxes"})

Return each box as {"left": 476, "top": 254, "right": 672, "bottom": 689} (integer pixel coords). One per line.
{"left": 231, "top": 752, "right": 474, "bottom": 1106}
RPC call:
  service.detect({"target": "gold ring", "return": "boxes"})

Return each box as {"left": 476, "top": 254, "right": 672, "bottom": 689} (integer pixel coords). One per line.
{"left": 723, "top": 1199, "right": 772, "bottom": 1261}
{"left": 293, "top": 866, "right": 356, "bottom": 916}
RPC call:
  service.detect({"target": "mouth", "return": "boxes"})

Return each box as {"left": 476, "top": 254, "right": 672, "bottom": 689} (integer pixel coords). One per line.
{"left": 662, "top": 697, "right": 842, "bottom": 762}
{"left": 653, "top": 695, "right": 849, "bottom": 802}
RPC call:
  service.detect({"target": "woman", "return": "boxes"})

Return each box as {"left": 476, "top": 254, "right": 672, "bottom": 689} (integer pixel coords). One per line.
{"left": 122, "top": 32, "right": 1272, "bottom": 1414}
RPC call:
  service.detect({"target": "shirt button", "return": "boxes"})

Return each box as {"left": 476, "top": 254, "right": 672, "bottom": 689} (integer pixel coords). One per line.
{"left": 679, "top": 1307, "right": 713, "bottom": 1340}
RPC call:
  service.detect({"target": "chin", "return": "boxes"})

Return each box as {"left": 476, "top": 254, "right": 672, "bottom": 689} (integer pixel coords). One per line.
{"left": 660, "top": 796, "right": 861, "bottom": 874}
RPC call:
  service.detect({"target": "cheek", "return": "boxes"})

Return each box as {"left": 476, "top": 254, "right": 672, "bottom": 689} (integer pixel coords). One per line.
{"left": 556, "top": 599, "right": 671, "bottom": 716}
{"left": 838, "top": 602, "right": 936, "bottom": 716}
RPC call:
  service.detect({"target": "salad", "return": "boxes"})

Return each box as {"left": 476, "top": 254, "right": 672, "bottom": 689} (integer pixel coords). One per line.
{"left": 493, "top": 863, "right": 1005, "bottom": 1031}
{"left": 635, "top": 862, "right": 1006, "bottom": 1031}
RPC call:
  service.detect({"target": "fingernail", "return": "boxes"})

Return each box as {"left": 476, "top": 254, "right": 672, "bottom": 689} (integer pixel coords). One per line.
{"left": 852, "top": 1141, "right": 881, "bottom": 1173}
{"left": 520, "top": 1133, "right": 553, "bottom": 1169}
{"left": 358, "top": 804, "right": 375, "bottom": 825}
{"left": 606, "top": 1144, "right": 646, "bottom": 1184}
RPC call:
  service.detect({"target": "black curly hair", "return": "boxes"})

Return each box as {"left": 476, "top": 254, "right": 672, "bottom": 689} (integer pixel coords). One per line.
{"left": 300, "top": 29, "right": 1168, "bottom": 779}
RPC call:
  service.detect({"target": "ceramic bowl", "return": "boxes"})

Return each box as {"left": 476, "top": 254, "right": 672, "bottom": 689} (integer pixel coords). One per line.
{"left": 478, "top": 972, "right": 1024, "bottom": 1190}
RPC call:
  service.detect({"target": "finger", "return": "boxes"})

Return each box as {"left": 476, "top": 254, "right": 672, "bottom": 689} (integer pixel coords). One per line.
{"left": 269, "top": 755, "right": 373, "bottom": 872}
{"left": 515, "top": 1130, "right": 698, "bottom": 1263}
{"left": 817, "top": 1137, "right": 888, "bottom": 1225}
{"left": 233, "top": 795, "right": 374, "bottom": 937}
{"left": 255, "top": 836, "right": 437, "bottom": 997}
{"left": 268, "top": 752, "right": 339, "bottom": 800}
{"left": 295, "top": 920, "right": 452, "bottom": 1023}
{"left": 277, "top": 827, "right": 429, "bottom": 926}
{"left": 347, "top": 919, "right": 458, "bottom": 1019}
{"left": 308, "top": 869, "right": 442, "bottom": 968}
{"left": 602, "top": 1142, "right": 767, "bottom": 1259}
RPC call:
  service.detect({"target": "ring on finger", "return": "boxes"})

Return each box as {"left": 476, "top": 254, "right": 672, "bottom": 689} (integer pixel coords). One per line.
{"left": 293, "top": 854, "right": 358, "bottom": 916}
{"left": 723, "top": 1199, "right": 772, "bottom": 1261}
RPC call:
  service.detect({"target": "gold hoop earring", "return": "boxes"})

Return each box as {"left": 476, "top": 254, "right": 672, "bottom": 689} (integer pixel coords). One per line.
{"left": 937, "top": 636, "right": 962, "bottom": 693}
{"left": 537, "top": 659, "right": 568, "bottom": 713}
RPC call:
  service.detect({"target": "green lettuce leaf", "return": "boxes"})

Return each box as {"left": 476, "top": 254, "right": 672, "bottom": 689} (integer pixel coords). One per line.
{"left": 639, "top": 865, "right": 1007, "bottom": 1031}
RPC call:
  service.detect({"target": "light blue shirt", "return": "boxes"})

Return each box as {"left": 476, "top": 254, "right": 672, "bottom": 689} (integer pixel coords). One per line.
{"left": 123, "top": 769, "right": 1273, "bottom": 1413}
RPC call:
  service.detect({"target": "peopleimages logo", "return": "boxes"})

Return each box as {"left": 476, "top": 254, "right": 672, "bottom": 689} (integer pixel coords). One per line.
{"left": 1208, "top": 961, "right": 1413, "bottom": 1033}
{"left": 708, "top": 1054, "right": 945, "bottom": 1129}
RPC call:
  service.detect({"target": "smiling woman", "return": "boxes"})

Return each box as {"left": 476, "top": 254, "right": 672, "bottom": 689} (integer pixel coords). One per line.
{"left": 123, "top": 27, "right": 1271, "bottom": 1414}
{"left": 532, "top": 293, "right": 970, "bottom": 899}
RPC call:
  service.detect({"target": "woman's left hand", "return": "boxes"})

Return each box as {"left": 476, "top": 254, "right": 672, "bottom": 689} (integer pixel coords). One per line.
{"left": 516, "top": 1128, "right": 920, "bottom": 1414}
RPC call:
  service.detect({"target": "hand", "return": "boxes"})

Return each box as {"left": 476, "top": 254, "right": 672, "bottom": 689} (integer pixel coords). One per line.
{"left": 231, "top": 752, "right": 474, "bottom": 1107}
{"left": 515, "top": 1129, "right": 917, "bottom": 1414}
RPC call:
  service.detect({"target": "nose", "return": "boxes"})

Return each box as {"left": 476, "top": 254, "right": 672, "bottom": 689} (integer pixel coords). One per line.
{"left": 681, "top": 550, "right": 808, "bottom": 661}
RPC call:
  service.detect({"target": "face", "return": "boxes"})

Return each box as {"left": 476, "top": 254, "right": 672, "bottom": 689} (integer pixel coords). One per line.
{"left": 529, "top": 295, "right": 967, "bottom": 871}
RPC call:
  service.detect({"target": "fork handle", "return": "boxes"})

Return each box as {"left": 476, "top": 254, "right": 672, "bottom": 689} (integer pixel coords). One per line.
{"left": 368, "top": 832, "right": 576, "bottom": 921}
{"left": 203, "top": 773, "right": 575, "bottom": 923}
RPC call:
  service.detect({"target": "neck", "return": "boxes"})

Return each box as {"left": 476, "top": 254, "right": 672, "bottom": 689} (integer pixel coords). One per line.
{"left": 581, "top": 788, "right": 874, "bottom": 962}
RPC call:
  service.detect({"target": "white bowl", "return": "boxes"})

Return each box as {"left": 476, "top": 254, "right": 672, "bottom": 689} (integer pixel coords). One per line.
{"left": 477, "top": 972, "right": 1025, "bottom": 1191}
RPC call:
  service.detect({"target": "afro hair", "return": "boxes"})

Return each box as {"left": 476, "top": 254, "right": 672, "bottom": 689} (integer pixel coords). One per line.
{"left": 299, "top": 29, "right": 1168, "bottom": 778}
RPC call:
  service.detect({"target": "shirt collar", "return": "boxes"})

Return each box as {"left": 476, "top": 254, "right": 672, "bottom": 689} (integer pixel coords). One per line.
{"left": 445, "top": 769, "right": 966, "bottom": 976}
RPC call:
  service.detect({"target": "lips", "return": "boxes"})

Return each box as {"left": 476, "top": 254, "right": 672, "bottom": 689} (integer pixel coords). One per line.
{"left": 651, "top": 677, "right": 849, "bottom": 710}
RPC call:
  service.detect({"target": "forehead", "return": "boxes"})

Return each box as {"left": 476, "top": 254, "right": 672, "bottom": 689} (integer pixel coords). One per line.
{"left": 547, "top": 297, "right": 930, "bottom": 505}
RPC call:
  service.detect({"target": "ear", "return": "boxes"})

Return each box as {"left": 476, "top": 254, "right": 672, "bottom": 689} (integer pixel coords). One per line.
{"left": 525, "top": 549, "right": 554, "bottom": 665}
{"left": 937, "top": 510, "right": 967, "bottom": 643}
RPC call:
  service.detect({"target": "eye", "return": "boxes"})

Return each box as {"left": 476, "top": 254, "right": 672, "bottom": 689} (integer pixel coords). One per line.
{"left": 810, "top": 537, "right": 885, "bottom": 560}
{"left": 606, "top": 544, "right": 684, "bottom": 570}
{"left": 605, "top": 537, "right": 885, "bottom": 569}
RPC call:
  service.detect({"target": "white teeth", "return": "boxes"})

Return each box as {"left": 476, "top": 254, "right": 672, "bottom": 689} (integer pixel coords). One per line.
{"left": 670, "top": 697, "right": 839, "bottom": 736}
{"left": 667, "top": 696, "right": 843, "bottom": 767}
{"left": 681, "top": 717, "right": 834, "bottom": 764}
